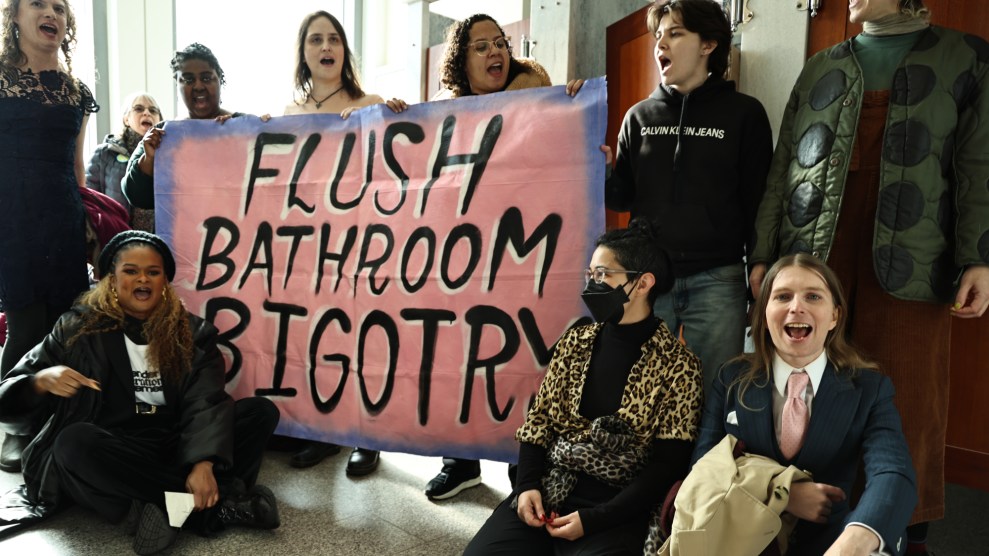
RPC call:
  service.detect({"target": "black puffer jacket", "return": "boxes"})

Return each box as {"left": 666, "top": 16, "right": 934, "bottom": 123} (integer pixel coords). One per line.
{"left": 0, "top": 307, "right": 234, "bottom": 523}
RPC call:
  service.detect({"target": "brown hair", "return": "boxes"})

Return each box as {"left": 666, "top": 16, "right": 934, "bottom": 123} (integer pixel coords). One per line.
{"left": 731, "top": 254, "right": 876, "bottom": 400}
{"left": 438, "top": 13, "right": 524, "bottom": 98}
{"left": 71, "top": 243, "right": 193, "bottom": 386}
{"left": 1, "top": 0, "right": 79, "bottom": 90}
{"left": 647, "top": 0, "right": 731, "bottom": 80}
{"left": 293, "top": 11, "right": 365, "bottom": 104}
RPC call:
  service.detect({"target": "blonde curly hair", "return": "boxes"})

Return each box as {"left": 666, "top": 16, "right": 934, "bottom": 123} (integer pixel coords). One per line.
{"left": 1, "top": 0, "right": 79, "bottom": 82}
{"left": 71, "top": 244, "right": 193, "bottom": 386}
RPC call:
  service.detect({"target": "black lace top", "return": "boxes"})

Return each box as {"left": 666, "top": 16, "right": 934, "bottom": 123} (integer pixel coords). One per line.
{"left": 0, "top": 65, "right": 100, "bottom": 312}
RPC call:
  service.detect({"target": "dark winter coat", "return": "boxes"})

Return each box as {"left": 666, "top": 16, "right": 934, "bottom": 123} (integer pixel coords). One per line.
{"left": 0, "top": 308, "right": 234, "bottom": 524}
{"left": 752, "top": 27, "right": 989, "bottom": 301}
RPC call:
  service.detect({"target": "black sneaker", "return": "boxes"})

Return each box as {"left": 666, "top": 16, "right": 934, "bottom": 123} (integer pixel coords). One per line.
{"left": 217, "top": 484, "right": 280, "bottom": 529}
{"left": 424, "top": 462, "right": 482, "bottom": 500}
{"left": 132, "top": 504, "right": 178, "bottom": 555}
{"left": 122, "top": 500, "right": 144, "bottom": 536}
{"left": 289, "top": 441, "right": 341, "bottom": 468}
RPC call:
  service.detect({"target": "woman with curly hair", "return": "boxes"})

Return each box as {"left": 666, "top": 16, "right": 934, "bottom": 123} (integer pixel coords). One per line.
{"left": 121, "top": 43, "right": 247, "bottom": 213}
{"left": 426, "top": 13, "right": 586, "bottom": 500}
{"left": 465, "top": 219, "right": 702, "bottom": 554}
{"left": 0, "top": 231, "right": 281, "bottom": 555}
{"left": 0, "top": 0, "right": 98, "bottom": 471}
{"left": 434, "top": 13, "right": 588, "bottom": 100}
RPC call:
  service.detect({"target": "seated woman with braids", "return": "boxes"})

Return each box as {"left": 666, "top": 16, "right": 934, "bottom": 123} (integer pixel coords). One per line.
{"left": 0, "top": 231, "right": 280, "bottom": 555}
{"left": 464, "top": 218, "right": 703, "bottom": 555}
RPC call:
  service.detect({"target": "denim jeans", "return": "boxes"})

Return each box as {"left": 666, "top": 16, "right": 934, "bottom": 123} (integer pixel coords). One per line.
{"left": 652, "top": 263, "right": 747, "bottom": 391}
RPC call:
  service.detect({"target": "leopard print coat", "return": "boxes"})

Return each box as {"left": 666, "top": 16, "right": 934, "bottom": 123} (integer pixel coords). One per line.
{"left": 516, "top": 322, "right": 702, "bottom": 450}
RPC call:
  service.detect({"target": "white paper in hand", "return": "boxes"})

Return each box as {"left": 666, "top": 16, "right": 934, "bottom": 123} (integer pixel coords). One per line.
{"left": 164, "top": 491, "right": 196, "bottom": 528}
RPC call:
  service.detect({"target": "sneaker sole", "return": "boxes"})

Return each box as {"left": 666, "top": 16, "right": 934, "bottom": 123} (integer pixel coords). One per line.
{"left": 133, "top": 505, "right": 178, "bottom": 555}
{"left": 426, "top": 476, "right": 482, "bottom": 500}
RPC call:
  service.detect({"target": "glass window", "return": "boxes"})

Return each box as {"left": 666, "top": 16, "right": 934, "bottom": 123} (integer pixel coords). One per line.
{"left": 174, "top": 0, "right": 346, "bottom": 116}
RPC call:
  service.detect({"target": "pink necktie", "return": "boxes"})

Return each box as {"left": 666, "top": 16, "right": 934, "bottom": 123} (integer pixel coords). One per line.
{"left": 780, "top": 371, "right": 810, "bottom": 460}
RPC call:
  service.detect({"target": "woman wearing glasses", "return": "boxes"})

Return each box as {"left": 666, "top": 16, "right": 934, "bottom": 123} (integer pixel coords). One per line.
{"left": 464, "top": 218, "right": 702, "bottom": 555}
{"left": 85, "top": 91, "right": 162, "bottom": 232}
{"left": 434, "top": 14, "right": 558, "bottom": 100}
{"left": 121, "top": 43, "right": 244, "bottom": 214}
{"left": 425, "top": 12, "right": 586, "bottom": 502}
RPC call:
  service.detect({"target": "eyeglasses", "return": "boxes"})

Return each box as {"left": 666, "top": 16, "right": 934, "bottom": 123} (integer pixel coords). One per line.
{"left": 130, "top": 104, "right": 160, "bottom": 116}
{"left": 585, "top": 267, "right": 642, "bottom": 285}
{"left": 470, "top": 37, "right": 511, "bottom": 56}
{"left": 176, "top": 73, "right": 217, "bottom": 86}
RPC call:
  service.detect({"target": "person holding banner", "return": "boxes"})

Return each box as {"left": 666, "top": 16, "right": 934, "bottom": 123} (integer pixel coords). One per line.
{"left": 122, "top": 43, "right": 246, "bottom": 213}
{"left": 604, "top": 0, "right": 773, "bottom": 393}
{"left": 278, "top": 9, "right": 407, "bottom": 474}
{"left": 464, "top": 219, "right": 703, "bottom": 555}
{"left": 425, "top": 12, "right": 587, "bottom": 502}
{"left": 0, "top": 231, "right": 281, "bottom": 555}
{"left": 283, "top": 10, "right": 406, "bottom": 119}
{"left": 0, "top": 0, "right": 98, "bottom": 472}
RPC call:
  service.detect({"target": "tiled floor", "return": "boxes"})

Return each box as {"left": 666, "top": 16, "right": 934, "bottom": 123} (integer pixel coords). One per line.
{"left": 0, "top": 437, "right": 511, "bottom": 555}
{"left": 1, "top": 431, "right": 987, "bottom": 555}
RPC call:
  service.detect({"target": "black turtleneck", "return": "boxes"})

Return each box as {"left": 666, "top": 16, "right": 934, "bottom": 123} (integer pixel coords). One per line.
{"left": 515, "top": 317, "right": 694, "bottom": 534}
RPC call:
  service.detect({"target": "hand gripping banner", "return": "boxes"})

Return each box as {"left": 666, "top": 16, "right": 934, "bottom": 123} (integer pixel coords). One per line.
{"left": 154, "top": 78, "right": 606, "bottom": 462}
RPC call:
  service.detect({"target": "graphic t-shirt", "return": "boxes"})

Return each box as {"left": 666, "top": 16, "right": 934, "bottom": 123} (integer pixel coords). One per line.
{"left": 124, "top": 335, "right": 166, "bottom": 406}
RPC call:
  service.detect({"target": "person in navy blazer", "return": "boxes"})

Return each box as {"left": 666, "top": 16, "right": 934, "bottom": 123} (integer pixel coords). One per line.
{"left": 693, "top": 254, "right": 917, "bottom": 555}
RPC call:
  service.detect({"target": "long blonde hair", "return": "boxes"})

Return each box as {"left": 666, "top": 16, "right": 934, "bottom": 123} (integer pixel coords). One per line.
{"left": 70, "top": 246, "right": 193, "bottom": 386}
{"left": 731, "top": 254, "right": 876, "bottom": 401}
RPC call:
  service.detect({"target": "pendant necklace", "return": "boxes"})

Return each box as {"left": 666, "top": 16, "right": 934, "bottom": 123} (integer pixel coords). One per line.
{"left": 310, "top": 85, "right": 344, "bottom": 108}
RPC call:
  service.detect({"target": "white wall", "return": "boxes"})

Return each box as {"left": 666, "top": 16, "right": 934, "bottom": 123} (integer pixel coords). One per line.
{"left": 735, "top": 2, "right": 809, "bottom": 141}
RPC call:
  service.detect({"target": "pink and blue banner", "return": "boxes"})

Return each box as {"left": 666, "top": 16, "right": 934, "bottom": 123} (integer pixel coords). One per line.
{"left": 154, "top": 78, "right": 606, "bottom": 462}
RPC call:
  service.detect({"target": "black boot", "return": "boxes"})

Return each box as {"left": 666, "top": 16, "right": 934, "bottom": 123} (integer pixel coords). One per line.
{"left": 0, "top": 434, "right": 29, "bottom": 473}
{"left": 217, "top": 485, "right": 280, "bottom": 530}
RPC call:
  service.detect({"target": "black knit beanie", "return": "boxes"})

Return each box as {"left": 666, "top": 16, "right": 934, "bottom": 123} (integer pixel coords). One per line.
{"left": 98, "top": 230, "right": 176, "bottom": 281}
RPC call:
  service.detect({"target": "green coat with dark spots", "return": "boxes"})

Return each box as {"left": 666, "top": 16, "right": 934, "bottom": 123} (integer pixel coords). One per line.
{"left": 751, "top": 26, "right": 989, "bottom": 302}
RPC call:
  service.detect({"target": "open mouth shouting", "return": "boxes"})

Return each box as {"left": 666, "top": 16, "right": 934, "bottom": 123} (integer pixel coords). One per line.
{"left": 487, "top": 61, "right": 504, "bottom": 78}
{"left": 658, "top": 55, "right": 672, "bottom": 73}
{"left": 39, "top": 22, "right": 59, "bottom": 40}
{"left": 133, "top": 286, "right": 153, "bottom": 302}
{"left": 783, "top": 322, "right": 812, "bottom": 341}
{"left": 320, "top": 56, "right": 335, "bottom": 67}
{"left": 137, "top": 116, "right": 155, "bottom": 133}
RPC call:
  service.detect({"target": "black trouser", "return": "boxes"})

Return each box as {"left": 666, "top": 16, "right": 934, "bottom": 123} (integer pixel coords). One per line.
{"left": 1, "top": 301, "right": 65, "bottom": 377}
{"left": 51, "top": 397, "right": 278, "bottom": 523}
{"left": 464, "top": 496, "right": 650, "bottom": 556}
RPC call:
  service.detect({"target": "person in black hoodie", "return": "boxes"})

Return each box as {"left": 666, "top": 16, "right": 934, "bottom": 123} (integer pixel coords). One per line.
{"left": 605, "top": 0, "right": 773, "bottom": 391}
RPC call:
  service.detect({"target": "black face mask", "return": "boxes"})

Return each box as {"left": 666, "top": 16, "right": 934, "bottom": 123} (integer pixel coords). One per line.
{"left": 581, "top": 279, "right": 632, "bottom": 324}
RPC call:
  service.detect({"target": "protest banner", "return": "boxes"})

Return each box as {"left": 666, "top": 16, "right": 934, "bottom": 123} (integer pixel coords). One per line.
{"left": 155, "top": 78, "right": 606, "bottom": 461}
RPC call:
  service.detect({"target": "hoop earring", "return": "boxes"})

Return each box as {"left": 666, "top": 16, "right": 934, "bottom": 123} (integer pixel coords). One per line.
{"left": 111, "top": 287, "right": 119, "bottom": 304}
{"left": 162, "top": 288, "right": 168, "bottom": 302}
{"left": 13, "top": 25, "right": 19, "bottom": 40}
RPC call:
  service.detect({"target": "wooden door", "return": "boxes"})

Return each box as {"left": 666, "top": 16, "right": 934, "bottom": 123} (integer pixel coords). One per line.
{"left": 809, "top": 0, "right": 989, "bottom": 492}
{"left": 605, "top": 7, "right": 658, "bottom": 231}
